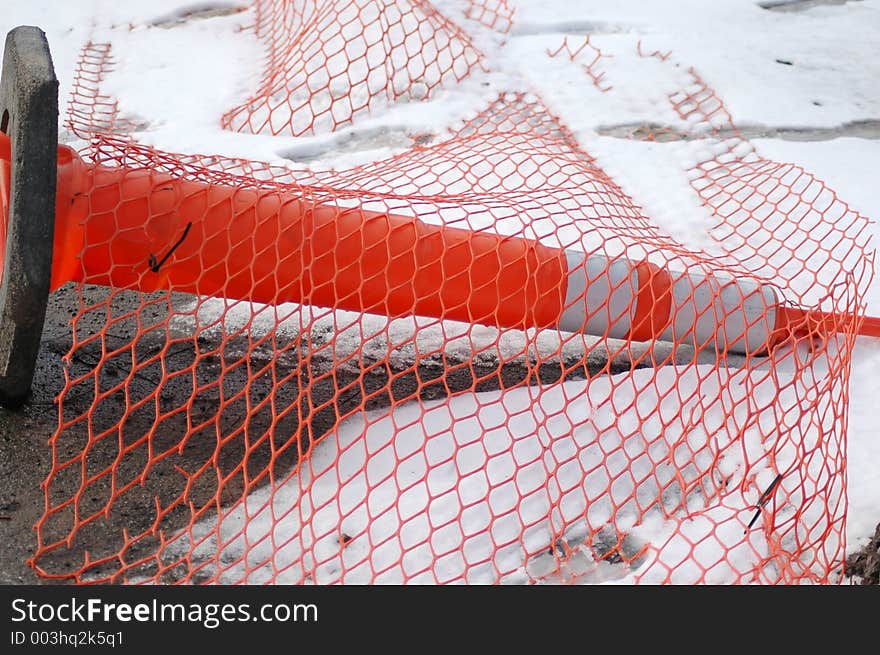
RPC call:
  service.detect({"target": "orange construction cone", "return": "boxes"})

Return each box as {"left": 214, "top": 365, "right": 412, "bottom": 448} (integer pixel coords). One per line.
{"left": 2, "top": 132, "right": 877, "bottom": 363}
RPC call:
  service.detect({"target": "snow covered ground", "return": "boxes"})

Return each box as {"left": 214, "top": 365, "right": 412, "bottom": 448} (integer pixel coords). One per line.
{"left": 2, "top": 0, "right": 878, "bottom": 583}
{"left": 159, "top": 360, "right": 816, "bottom": 584}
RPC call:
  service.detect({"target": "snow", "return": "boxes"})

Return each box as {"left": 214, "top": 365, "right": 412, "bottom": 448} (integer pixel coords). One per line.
{"left": 2, "top": 0, "right": 878, "bottom": 582}
{"left": 511, "top": 0, "right": 880, "bottom": 129}
{"left": 162, "top": 365, "right": 783, "bottom": 584}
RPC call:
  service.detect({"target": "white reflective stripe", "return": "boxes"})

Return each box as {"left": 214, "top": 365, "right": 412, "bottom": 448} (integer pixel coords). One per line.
{"left": 659, "top": 272, "right": 778, "bottom": 355}
{"left": 559, "top": 251, "right": 637, "bottom": 339}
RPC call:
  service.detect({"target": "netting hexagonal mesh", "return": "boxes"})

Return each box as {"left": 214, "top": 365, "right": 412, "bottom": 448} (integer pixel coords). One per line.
{"left": 27, "top": 0, "right": 873, "bottom": 584}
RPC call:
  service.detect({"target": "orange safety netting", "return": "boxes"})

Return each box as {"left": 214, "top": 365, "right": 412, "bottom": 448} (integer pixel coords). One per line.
{"left": 30, "top": 0, "right": 873, "bottom": 584}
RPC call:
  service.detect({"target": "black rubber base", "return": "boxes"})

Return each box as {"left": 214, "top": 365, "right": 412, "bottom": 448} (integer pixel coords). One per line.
{"left": 0, "top": 27, "right": 58, "bottom": 408}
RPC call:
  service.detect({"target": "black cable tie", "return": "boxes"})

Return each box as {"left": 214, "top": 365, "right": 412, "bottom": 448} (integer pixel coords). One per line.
{"left": 746, "top": 473, "right": 783, "bottom": 532}
{"left": 148, "top": 221, "right": 193, "bottom": 274}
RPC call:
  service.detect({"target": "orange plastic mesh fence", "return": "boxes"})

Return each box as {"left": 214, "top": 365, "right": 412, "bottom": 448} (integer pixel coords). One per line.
{"left": 221, "top": 0, "right": 491, "bottom": 136}
{"left": 30, "top": 0, "right": 873, "bottom": 584}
